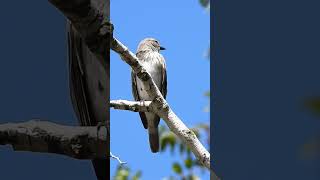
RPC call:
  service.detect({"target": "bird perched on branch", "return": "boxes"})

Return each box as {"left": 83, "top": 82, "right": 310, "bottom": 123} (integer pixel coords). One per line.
{"left": 132, "top": 38, "right": 167, "bottom": 153}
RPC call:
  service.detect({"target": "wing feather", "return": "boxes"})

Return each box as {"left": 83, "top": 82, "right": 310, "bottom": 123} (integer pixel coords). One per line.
{"left": 131, "top": 70, "right": 148, "bottom": 129}
{"left": 160, "top": 56, "right": 167, "bottom": 99}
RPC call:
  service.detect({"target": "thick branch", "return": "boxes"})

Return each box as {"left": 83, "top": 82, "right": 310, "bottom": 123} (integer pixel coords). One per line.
{"left": 111, "top": 38, "right": 218, "bottom": 178}
{"left": 0, "top": 120, "right": 107, "bottom": 159}
{"left": 48, "top": 0, "right": 111, "bottom": 65}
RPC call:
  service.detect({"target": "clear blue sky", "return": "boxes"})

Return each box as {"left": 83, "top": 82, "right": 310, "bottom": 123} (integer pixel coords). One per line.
{"left": 110, "top": 1, "right": 210, "bottom": 179}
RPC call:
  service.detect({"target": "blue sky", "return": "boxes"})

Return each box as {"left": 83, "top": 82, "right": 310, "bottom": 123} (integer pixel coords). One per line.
{"left": 110, "top": 1, "right": 210, "bottom": 179}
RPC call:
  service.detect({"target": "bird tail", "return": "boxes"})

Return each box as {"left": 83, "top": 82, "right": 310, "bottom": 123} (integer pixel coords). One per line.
{"left": 148, "top": 127, "right": 159, "bottom": 153}
{"left": 147, "top": 115, "right": 160, "bottom": 153}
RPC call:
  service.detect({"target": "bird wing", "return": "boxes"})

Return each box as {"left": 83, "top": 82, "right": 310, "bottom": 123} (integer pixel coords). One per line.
{"left": 151, "top": 54, "right": 167, "bottom": 128}
{"left": 131, "top": 69, "right": 148, "bottom": 129}
{"left": 160, "top": 55, "right": 167, "bottom": 99}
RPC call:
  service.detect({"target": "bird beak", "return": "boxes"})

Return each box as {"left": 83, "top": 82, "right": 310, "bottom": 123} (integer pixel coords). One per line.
{"left": 160, "top": 46, "right": 166, "bottom": 50}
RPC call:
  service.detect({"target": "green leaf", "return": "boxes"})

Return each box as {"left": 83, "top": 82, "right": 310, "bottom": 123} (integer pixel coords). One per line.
{"left": 179, "top": 143, "right": 185, "bottom": 155}
{"left": 160, "top": 136, "right": 169, "bottom": 151}
{"left": 186, "top": 147, "right": 192, "bottom": 157}
{"left": 172, "top": 162, "right": 183, "bottom": 174}
{"left": 184, "top": 158, "right": 193, "bottom": 169}
{"left": 113, "top": 166, "right": 143, "bottom": 180}
{"left": 114, "top": 168, "right": 129, "bottom": 180}
{"left": 168, "top": 134, "right": 176, "bottom": 153}
{"left": 199, "top": 0, "right": 210, "bottom": 8}
{"left": 160, "top": 132, "right": 177, "bottom": 152}
{"left": 188, "top": 174, "right": 200, "bottom": 180}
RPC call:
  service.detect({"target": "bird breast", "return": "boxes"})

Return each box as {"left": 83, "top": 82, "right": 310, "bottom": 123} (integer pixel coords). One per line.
{"left": 136, "top": 52, "right": 164, "bottom": 100}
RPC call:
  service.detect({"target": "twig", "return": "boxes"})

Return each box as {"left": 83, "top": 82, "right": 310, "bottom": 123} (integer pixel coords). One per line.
{"left": 110, "top": 152, "right": 126, "bottom": 165}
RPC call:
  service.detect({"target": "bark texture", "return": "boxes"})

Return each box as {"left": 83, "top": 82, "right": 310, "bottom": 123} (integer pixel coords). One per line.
{"left": 0, "top": 120, "right": 107, "bottom": 159}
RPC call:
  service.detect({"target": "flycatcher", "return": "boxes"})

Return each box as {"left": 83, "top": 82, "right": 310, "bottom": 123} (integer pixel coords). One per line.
{"left": 131, "top": 38, "right": 167, "bottom": 153}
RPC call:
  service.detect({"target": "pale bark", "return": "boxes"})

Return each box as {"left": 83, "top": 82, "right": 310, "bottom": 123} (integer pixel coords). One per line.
{"left": 110, "top": 100, "right": 152, "bottom": 112}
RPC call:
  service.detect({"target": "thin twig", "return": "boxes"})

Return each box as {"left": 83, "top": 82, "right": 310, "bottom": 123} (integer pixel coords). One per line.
{"left": 110, "top": 152, "right": 126, "bottom": 165}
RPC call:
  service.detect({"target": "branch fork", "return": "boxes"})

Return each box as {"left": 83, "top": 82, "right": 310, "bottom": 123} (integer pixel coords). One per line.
{"left": 110, "top": 37, "right": 213, "bottom": 171}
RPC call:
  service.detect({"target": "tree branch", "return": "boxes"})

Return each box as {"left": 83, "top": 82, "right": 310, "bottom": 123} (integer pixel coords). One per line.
{"left": 0, "top": 120, "right": 107, "bottom": 159}
{"left": 48, "top": 0, "right": 112, "bottom": 66}
{"left": 111, "top": 38, "right": 218, "bottom": 178}
{"left": 110, "top": 100, "right": 151, "bottom": 112}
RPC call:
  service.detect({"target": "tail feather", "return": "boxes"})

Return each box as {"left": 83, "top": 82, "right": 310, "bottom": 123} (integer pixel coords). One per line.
{"left": 138, "top": 112, "right": 148, "bottom": 129}
{"left": 145, "top": 113, "right": 160, "bottom": 153}
{"left": 148, "top": 126, "right": 159, "bottom": 153}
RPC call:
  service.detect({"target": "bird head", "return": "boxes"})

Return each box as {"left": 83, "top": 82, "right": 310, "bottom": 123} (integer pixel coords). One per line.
{"left": 137, "top": 38, "right": 165, "bottom": 52}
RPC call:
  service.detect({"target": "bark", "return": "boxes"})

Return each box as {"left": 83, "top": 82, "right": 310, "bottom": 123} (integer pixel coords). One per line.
{"left": 48, "top": 0, "right": 111, "bottom": 66}
{"left": 47, "top": 0, "right": 111, "bottom": 179}
{"left": 0, "top": 120, "right": 107, "bottom": 159}
{"left": 110, "top": 100, "right": 152, "bottom": 112}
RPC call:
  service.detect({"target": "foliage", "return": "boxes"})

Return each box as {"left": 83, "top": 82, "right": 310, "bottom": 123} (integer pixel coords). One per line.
{"left": 160, "top": 1, "right": 211, "bottom": 179}
{"left": 159, "top": 124, "right": 209, "bottom": 180}
{"left": 199, "top": 0, "right": 210, "bottom": 9}
{"left": 113, "top": 166, "right": 142, "bottom": 180}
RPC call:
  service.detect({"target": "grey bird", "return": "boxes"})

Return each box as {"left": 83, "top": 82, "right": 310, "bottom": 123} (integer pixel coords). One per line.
{"left": 67, "top": 20, "right": 109, "bottom": 179}
{"left": 132, "top": 38, "right": 167, "bottom": 153}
